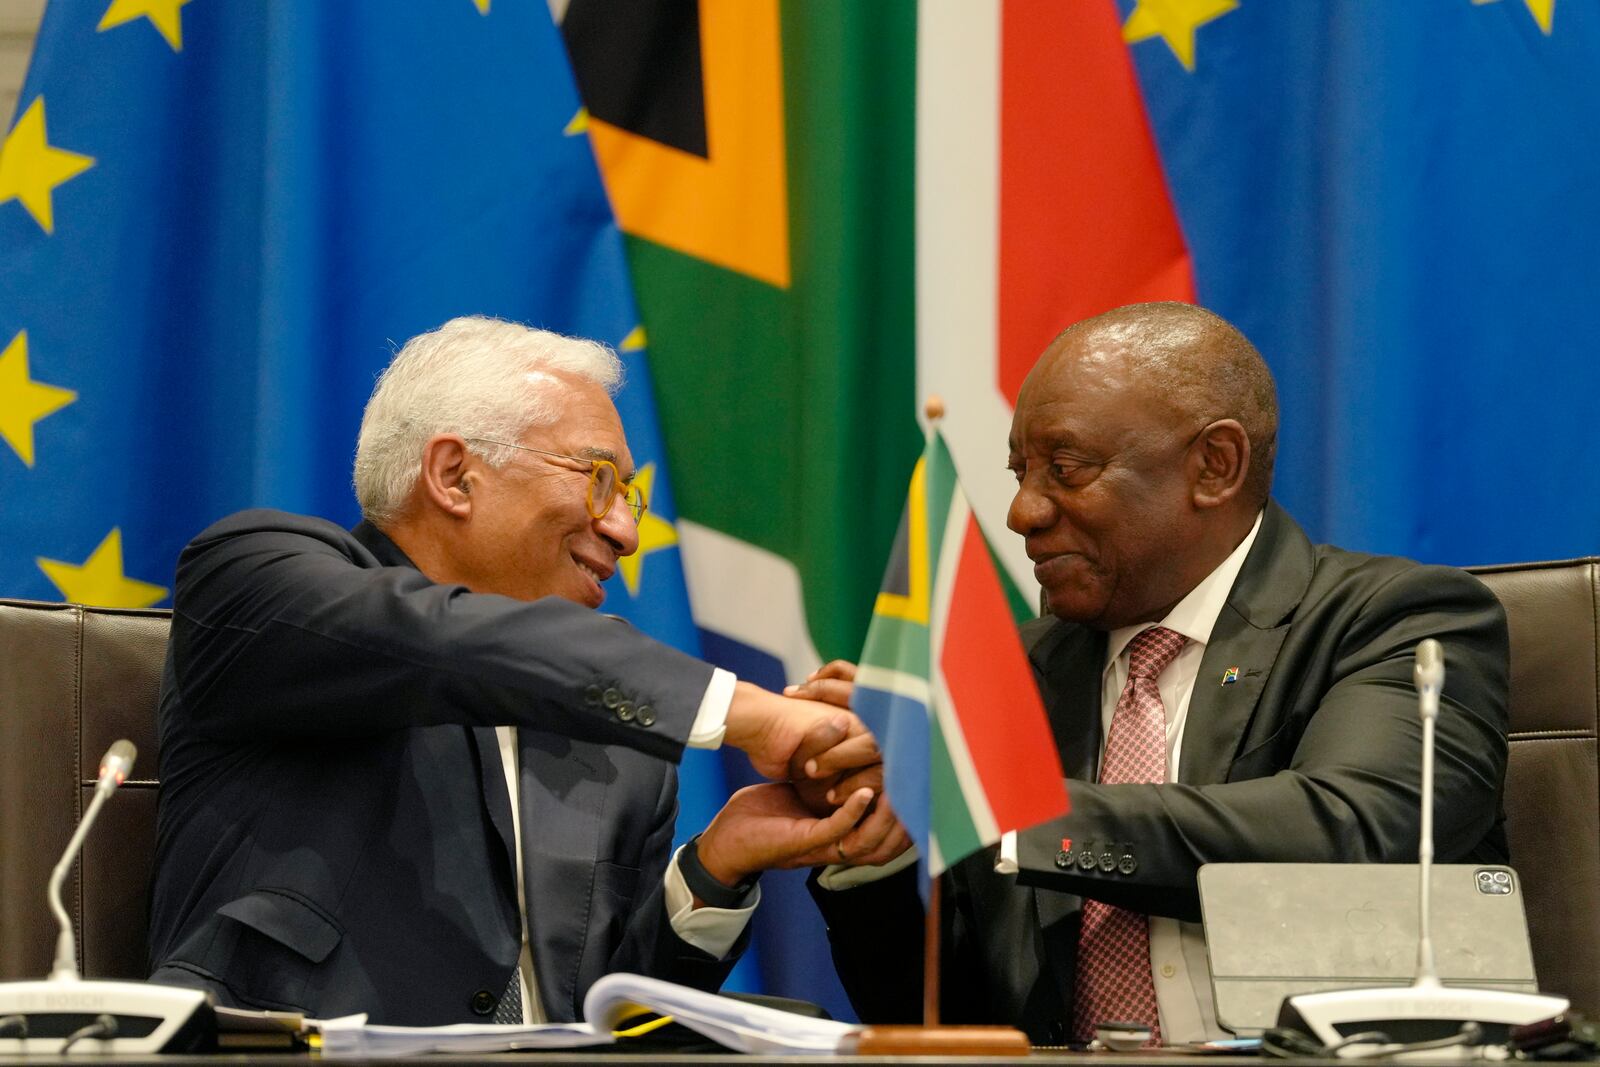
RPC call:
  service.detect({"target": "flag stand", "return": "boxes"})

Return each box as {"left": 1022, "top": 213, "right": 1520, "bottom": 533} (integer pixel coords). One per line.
{"left": 851, "top": 396, "right": 1032, "bottom": 1057}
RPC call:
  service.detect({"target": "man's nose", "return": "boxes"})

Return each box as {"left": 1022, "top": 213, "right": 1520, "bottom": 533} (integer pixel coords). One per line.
{"left": 597, "top": 500, "right": 640, "bottom": 556}
{"left": 1007, "top": 477, "right": 1053, "bottom": 536}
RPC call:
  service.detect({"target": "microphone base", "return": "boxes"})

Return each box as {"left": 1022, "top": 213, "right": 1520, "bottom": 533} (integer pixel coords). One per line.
{"left": 1278, "top": 984, "right": 1568, "bottom": 1053}
{"left": 0, "top": 979, "right": 215, "bottom": 1054}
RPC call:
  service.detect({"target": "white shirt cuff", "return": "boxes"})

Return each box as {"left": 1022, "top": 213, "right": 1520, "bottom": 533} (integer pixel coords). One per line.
{"left": 815, "top": 844, "right": 920, "bottom": 890}
{"left": 664, "top": 844, "right": 758, "bottom": 959}
{"left": 687, "top": 668, "right": 737, "bottom": 749}
{"left": 994, "top": 830, "right": 1019, "bottom": 875}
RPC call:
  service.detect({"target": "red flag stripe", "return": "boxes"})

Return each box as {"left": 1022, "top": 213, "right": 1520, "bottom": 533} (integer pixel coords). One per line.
{"left": 996, "top": 0, "right": 1196, "bottom": 406}
{"left": 939, "top": 513, "right": 1068, "bottom": 829}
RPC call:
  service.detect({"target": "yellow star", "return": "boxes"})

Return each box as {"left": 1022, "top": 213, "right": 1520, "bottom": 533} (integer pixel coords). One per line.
{"left": 565, "top": 107, "right": 589, "bottom": 137}
{"left": 616, "top": 463, "right": 679, "bottom": 597}
{"left": 1472, "top": 0, "right": 1555, "bottom": 35}
{"left": 37, "top": 528, "right": 168, "bottom": 608}
{"left": 619, "top": 325, "right": 647, "bottom": 352}
{"left": 473, "top": 0, "right": 490, "bottom": 13}
{"left": 1123, "top": 0, "right": 1240, "bottom": 71}
{"left": 0, "top": 97, "right": 95, "bottom": 235}
{"left": 0, "top": 331, "right": 76, "bottom": 467}
{"left": 97, "top": 0, "right": 194, "bottom": 51}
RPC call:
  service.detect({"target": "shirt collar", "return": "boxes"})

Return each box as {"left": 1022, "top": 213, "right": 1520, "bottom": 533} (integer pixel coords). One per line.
{"left": 1103, "top": 510, "right": 1265, "bottom": 672}
{"left": 351, "top": 519, "right": 420, "bottom": 570}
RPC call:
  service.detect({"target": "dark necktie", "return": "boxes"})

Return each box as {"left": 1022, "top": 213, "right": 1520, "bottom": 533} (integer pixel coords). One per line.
{"left": 493, "top": 967, "right": 523, "bottom": 1024}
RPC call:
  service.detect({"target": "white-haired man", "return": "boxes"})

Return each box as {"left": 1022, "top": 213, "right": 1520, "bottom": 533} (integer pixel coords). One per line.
{"left": 147, "top": 316, "right": 899, "bottom": 1024}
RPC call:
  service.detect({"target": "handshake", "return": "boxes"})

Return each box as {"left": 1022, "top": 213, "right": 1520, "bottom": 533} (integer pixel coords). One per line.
{"left": 691, "top": 662, "right": 913, "bottom": 898}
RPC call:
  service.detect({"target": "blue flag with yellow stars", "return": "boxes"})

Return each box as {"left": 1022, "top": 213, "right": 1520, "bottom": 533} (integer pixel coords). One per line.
{"left": 0, "top": 1, "right": 704, "bottom": 628}
{"left": 0, "top": 0, "right": 752, "bottom": 991}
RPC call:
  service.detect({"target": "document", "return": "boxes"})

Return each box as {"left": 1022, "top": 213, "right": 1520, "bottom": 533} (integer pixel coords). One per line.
{"left": 315, "top": 973, "right": 859, "bottom": 1057}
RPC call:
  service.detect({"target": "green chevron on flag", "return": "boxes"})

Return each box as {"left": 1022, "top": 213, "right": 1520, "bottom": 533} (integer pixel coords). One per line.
{"left": 851, "top": 430, "right": 1068, "bottom": 877}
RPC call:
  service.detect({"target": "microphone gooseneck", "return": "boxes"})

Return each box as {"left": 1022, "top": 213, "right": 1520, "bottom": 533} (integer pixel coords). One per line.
{"left": 46, "top": 741, "right": 138, "bottom": 982}
{"left": 1413, "top": 639, "right": 1443, "bottom": 989}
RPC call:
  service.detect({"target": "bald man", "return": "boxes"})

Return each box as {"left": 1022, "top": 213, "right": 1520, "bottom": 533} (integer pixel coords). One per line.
{"left": 804, "top": 303, "right": 1510, "bottom": 1045}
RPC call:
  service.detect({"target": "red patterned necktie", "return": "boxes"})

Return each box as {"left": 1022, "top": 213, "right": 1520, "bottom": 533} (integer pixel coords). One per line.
{"left": 1073, "top": 625, "right": 1188, "bottom": 1046}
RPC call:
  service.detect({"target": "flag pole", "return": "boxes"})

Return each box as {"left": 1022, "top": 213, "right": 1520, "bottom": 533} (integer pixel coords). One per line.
{"left": 924, "top": 875, "right": 942, "bottom": 1026}
{"left": 850, "top": 394, "right": 1033, "bottom": 1056}
{"left": 922, "top": 393, "right": 945, "bottom": 1030}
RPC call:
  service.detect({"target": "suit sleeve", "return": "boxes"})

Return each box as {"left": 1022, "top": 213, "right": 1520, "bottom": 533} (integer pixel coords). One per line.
{"left": 807, "top": 865, "right": 926, "bottom": 1024}
{"left": 806, "top": 856, "right": 1038, "bottom": 1029}
{"left": 1015, "top": 565, "right": 1510, "bottom": 921}
{"left": 167, "top": 516, "right": 713, "bottom": 759}
{"left": 605, "top": 766, "right": 747, "bottom": 993}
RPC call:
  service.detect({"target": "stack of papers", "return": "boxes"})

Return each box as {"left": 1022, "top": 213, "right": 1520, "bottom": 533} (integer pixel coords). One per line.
{"left": 315, "top": 973, "right": 859, "bottom": 1057}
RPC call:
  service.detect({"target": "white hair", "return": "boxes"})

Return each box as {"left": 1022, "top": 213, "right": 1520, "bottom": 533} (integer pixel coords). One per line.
{"left": 353, "top": 316, "right": 623, "bottom": 525}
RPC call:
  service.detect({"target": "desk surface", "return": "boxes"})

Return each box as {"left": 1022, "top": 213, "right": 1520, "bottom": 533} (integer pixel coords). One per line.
{"left": 0, "top": 1056, "right": 1442, "bottom": 1066}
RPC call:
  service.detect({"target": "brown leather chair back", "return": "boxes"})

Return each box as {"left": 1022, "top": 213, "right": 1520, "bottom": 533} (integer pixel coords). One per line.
{"left": 0, "top": 599, "right": 170, "bottom": 982}
{"left": 1468, "top": 559, "right": 1600, "bottom": 1016}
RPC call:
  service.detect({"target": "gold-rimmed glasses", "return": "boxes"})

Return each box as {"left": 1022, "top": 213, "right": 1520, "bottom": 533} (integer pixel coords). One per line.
{"left": 465, "top": 438, "right": 646, "bottom": 521}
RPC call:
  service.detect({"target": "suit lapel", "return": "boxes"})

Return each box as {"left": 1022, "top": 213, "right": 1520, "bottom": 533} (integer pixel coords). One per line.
{"left": 1027, "top": 618, "right": 1106, "bottom": 779}
{"left": 1180, "top": 606, "right": 1288, "bottom": 785}
{"left": 1179, "top": 502, "right": 1315, "bottom": 786}
{"left": 519, "top": 733, "right": 610, "bottom": 1017}
{"left": 470, "top": 727, "right": 518, "bottom": 875}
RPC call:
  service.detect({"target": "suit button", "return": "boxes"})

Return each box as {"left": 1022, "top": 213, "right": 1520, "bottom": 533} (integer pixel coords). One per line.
{"left": 583, "top": 685, "right": 603, "bottom": 707}
{"left": 602, "top": 687, "right": 622, "bottom": 709}
{"left": 1077, "top": 849, "right": 1097, "bottom": 871}
{"left": 636, "top": 705, "right": 656, "bottom": 727}
{"left": 1055, "top": 849, "right": 1071, "bottom": 869}
{"left": 617, "top": 701, "right": 636, "bottom": 722}
{"left": 1097, "top": 852, "right": 1117, "bottom": 873}
{"left": 1118, "top": 853, "right": 1138, "bottom": 875}
{"left": 470, "top": 989, "right": 496, "bottom": 1016}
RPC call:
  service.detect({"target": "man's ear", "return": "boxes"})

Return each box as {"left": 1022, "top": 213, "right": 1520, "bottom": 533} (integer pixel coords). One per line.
{"left": 1189, "top": 419, "right": 1250, "bottom": 510}
{"left": 419, "top": 434, "right": 475, "bottom": 519}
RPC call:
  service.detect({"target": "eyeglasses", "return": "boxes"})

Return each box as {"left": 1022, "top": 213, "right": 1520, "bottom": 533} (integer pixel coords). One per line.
{"left": 464, "top": 438, "right": 647, "bottom": 522}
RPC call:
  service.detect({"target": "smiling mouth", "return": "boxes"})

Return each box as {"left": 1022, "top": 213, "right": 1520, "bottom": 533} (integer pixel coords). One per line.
{"left": 574, "top": 558, "right": 614, "bottom": 586}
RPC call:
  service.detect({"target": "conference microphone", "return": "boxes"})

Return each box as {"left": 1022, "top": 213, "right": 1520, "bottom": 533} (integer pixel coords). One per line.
{"left": 0, "top": 741, "right": 215, "bottom": 1054}
{"left": 46, "top": 741, "right": 137, "bottom": 983}
{"left": 1276, "top": 640, "right": 1568, "bottom": 1053}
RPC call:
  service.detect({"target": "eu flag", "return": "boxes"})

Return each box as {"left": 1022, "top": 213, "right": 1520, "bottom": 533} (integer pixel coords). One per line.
{"left": 0, "top": 2, "right": 687, "bottom": 627}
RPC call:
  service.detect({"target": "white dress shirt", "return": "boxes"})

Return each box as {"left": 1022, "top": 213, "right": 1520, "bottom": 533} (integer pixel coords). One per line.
{"left": 495, "top": 666, "right": 753, "bottom": 1020}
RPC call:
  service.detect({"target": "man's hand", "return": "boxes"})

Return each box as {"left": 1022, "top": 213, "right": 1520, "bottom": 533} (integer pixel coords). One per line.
{"left": 783, "top": 659, "right": 856, "bottom": 710}
{"left": 693, "top": 783, "right": 909, "bottom": 899}
{"left": 786, "top": 709, "right": 882, "bottom": 817}
{"left": 723, "top": 680, "right": 867, "bottom": 780}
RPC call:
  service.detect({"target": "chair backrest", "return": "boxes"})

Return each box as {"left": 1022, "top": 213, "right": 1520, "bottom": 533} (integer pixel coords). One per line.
{"left": 0, "top": 599, "right": 170, "bottom": 982}
{"left": 1467, "top": 558, "right": 1600, "bottom": 1016}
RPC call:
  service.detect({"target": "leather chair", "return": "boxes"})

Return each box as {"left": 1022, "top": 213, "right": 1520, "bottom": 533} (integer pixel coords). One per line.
{"left": 1467, "top": 558, "right": 1600, "bottom": 1017}
{"left": 0, "top": 599, "right": 170, "bottom": 983}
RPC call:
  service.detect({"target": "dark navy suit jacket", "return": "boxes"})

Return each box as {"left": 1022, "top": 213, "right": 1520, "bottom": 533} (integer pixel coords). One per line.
{"left": 148, "top": 510, "right": 741, "bottom": 1023}
{"left": 811, "top": 502, "right": 1511, "bottom": 1043}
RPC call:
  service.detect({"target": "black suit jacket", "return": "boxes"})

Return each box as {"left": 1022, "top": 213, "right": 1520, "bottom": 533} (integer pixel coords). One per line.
{"left": 811, "top": 502, "right": 1510, "bottom": 1043}
{"left": 148, "top": 510, "right": 742, "bottom": 1023}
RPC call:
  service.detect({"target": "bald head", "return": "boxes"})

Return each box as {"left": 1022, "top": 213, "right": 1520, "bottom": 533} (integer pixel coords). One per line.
{"left": 1008, "top": 302, "right": 1279, "bottom": 628}
{"left": 1043, "top": 302, "right": 1278, "bottom": 507}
